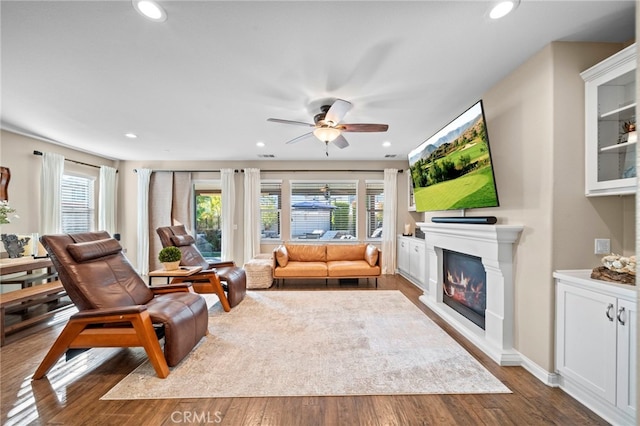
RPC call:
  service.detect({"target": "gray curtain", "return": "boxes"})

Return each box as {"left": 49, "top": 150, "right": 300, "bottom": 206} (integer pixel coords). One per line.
{"left": 148, "top": 171, "right": 192, "bottom": 271}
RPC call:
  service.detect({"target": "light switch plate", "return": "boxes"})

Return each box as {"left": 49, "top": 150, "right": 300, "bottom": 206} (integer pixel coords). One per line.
{"left": 594, "top": 238, "right": 611, "bottom": 255}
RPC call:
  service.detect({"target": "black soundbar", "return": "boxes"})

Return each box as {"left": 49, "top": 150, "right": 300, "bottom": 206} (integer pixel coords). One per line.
{"left": 431, "top": 216, "right": 497, "bottom": 225}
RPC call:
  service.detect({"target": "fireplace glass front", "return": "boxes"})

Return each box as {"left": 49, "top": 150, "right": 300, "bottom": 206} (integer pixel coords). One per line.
{"left": 442, "top": 249, "right": 486, "bottom": 330}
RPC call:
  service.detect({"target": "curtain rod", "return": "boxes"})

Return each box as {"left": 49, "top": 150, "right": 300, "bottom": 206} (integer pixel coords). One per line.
{"left": 33, "top": 150, "right": 118, "bottom": 172}
{"left": 134, "top": 169, "right": 402, "bottom": 173}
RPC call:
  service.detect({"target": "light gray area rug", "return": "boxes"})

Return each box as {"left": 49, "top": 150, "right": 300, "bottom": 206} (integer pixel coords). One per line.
{"left": 102, "top": 290, "right": 510, "bottom": 399}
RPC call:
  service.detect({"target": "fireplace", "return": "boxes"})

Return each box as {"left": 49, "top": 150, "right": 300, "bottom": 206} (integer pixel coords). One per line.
{"left": 442, "top": 250, "right": 486, "bottom": 330}
{"left": 417, "top": 222, "right": 523, "bottom": 365}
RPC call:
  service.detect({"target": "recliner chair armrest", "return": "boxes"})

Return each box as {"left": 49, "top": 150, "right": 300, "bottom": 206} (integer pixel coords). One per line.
{"left": 207, "top": 260, "right": 235, "bottom": 268}
{"left": 71, "top": 305, "right": 147, "bottom": 320}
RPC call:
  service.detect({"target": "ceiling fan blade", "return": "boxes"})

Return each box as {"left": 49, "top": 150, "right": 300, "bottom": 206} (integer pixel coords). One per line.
{"left": 285, "top": 131, "right": 314, "bottom": 144}
{"left": 267, "top": 118, "right": 315, "bottom": 127}
{"left": 332, "top": 134, "right": 349, "bottom": 149}
{"left": 340, "top": 123, "right": 389, "bottom": 132}
{"left": 325, "top": 99, "right": 352, "bottom": 125}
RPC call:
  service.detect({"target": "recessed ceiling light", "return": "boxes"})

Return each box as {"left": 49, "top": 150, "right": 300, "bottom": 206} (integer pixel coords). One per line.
{"left": 489, "top": 0, "right": 519, "bottom": 19}
{"left": 133, "top": 0, "right": 167, "bottom": 22}
{"left": 124, "top": 133, "right": 138, "bottom": 139}
{"left": 256, "top": 141, "right": 265, "bottom": 147}
{"left": 382, "top": 141, "right": 391, "bottom": 148}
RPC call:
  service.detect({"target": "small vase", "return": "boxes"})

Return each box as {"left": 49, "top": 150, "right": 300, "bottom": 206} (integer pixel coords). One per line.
{"left": 162, "top": 261, "right": 181, "bottom": 271}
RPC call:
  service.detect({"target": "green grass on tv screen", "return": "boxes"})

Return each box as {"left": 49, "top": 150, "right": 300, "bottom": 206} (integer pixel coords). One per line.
{"left": 414, "top": 167, "right": 498, "bottom": 212}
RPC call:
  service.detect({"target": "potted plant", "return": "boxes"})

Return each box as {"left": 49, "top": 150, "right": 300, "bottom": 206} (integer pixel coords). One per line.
{"left": 158, "top": 246, "right": 182, "bottom": 271}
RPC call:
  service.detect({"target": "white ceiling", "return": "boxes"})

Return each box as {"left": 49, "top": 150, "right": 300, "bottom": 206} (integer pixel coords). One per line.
{"left": 1, "top": 1, "right": 635, "bottom": 162}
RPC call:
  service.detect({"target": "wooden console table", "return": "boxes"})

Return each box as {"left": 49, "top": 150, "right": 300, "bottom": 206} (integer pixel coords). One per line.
{"left": 0, "top": 257, "right": 56, "bottom": 288}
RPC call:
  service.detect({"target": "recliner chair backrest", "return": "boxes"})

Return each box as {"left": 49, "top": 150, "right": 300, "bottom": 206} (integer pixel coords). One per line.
{"left": 41, "top": 232, "right": 154, "bottom": 311}
{"left": 156, "top": 225, "right": 209, "bottom": 269}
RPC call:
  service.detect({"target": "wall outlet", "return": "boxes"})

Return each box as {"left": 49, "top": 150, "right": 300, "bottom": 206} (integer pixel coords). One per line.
{"left": 594, "top": 238, "right": 610, "bottom": 255}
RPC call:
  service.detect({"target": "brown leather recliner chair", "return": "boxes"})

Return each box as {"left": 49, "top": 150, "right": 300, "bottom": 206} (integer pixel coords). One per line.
{"left": 156, "top": 225, "right": 246, "bottom": 308}
{"left": 33, "top": 231, "right": 208, "bottom": 380}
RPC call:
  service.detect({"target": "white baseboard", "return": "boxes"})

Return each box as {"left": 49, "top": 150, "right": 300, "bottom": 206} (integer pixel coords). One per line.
{"left": 517, "top": 352, "right": 560, "bottom": 387}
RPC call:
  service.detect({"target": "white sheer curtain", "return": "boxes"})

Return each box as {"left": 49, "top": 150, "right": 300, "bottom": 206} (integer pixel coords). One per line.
{"left": 136, "top": 168, "right": 152, "bottom": 275}
{"left": 220, "top": 168, "right": 235, "bottom": 261}
{"left": 99, "top": 165, "right": 117, "bottom": 235}
{"left": 40, "top": 152, "right": 64, "bottom": 235}
{"left": 381, "top": 168, "right": 398, "bottom": 274}
{"left": 243, "top": 168, "right": 261, "bottom": 263}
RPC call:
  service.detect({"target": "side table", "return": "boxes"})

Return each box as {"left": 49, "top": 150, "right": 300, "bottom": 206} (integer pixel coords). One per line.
{"left": 148, "top": 266, "right": 231, "bottom": 312}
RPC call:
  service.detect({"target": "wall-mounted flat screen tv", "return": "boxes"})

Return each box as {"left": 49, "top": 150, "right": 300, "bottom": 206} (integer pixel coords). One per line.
{"left": 408, "top": 100, "right": 499, "bottom": 213}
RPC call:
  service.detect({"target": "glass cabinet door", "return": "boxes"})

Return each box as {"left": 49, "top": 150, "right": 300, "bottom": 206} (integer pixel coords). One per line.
{"left": 582, "top": 44, "right": 637, "bottom": 196}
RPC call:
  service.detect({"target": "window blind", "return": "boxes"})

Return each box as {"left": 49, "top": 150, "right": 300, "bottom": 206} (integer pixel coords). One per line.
{"left": 61, "top": 174, "right": 95, "bottom": 233}
{"left": 260, "top": 182, "right": 282, "bottom": 240}
{"left": 290, "top": 182, "right": 357, "bottom": 240}
{"left": 365, "top": 181, "right": 384, "bottom": 239}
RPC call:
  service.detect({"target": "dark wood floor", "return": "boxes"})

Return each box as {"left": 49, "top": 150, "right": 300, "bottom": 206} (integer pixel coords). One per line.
{"left": 1, "top": 275, "right": 607, "bottom": 426}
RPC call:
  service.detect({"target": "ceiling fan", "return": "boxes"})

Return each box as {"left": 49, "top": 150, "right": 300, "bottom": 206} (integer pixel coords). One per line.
{"left": 267, "top": 99, "right": 389, "bottom": 156}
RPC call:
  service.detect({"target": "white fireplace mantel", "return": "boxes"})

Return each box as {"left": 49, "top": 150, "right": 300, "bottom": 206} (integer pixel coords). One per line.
{"left": 417, "top": 222, "right": 523, "bottom": 366}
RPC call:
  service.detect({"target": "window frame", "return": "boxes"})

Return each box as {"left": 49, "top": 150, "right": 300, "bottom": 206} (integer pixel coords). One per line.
{"left": 260, "top": 180, "right": 282, "bottom": 241}
{"left": 289, "top": 180, "right": 358, "bottom": 241}
{"left": 365, "top": 180, "right": 384, "bottom": 241}
{"left": 61, "top": 172, "right": 96, "bottom": 234}
{"left": 194, "top": 183, "right": 223, "bottom": 260}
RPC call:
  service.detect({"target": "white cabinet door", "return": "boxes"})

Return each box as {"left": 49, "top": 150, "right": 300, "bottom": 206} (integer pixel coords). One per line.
{"left": 409, "top": 240, "right": 425, "bottom": 286}
{"left": 397, "top": 237, "right": 410, "bottom": 274}
{"left": 556, "top": 282, "right": 617, "bottom": 404}
{"left": 616, "top": 297, "right": 637, "bottom": 418}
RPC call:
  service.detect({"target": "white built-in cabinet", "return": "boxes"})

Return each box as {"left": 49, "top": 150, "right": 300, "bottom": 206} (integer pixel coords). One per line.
{"left": 554, "top": 270, "right": 636, "bottom": 425}
{"left": 581, "top": 43, "right": 637, "bottom": 196}
{"left": 397, "top": 235, "right": 425, "bottom": 288}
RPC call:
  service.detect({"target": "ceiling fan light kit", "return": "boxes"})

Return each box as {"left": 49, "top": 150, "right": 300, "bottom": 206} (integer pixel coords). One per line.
{"left": 267, "top": 98, "right": 389, "bottom": 156}
{"left": 313, "top": 127, "right": 341, "bottom": 142}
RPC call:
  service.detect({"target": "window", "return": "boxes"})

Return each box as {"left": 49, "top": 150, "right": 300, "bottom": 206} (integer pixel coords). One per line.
{"left": 260, "top": 181, "right": 281, "bottom": 240}
{"left": 290, "top": 182, "right": 356, "bottom": 240}
{"left": 366, "top": 181, "right": 384, "bottom": 239}
{"left": 195, "top": 189, "right": 222, "bottom": 260}
{"left": 61, "top": 174, "right": 95, "bottom": 233}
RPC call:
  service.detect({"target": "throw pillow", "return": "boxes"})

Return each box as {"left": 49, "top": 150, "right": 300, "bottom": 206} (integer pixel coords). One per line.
{"left": 275, "top": 245, "right": 289, "bottom": 267}
{"left": 364, "top": 244, "right": 379, "bottom": 267}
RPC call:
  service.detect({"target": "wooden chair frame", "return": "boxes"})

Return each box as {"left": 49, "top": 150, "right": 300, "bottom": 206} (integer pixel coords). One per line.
{"left": 33, "top": 284, "right": 195, "bottom": 380}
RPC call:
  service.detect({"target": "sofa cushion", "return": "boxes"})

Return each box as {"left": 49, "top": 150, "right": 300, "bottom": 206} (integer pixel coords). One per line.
{"left": 326, "top": 244, "right": 366, "bottom": 261}
{"left": 364, "top": 244, "right": 379, "bottom": 267}
{"left": 327, "top": 260, "right": 381, "bottom": 277}
{"left": 273, "top": 261, "right": 327, "bottom": 278}
{"left": 286, "top": 244, "right": 326, "bottom": 262}
{"left": 275, "top": 245, "right": 289, "bottom": 267}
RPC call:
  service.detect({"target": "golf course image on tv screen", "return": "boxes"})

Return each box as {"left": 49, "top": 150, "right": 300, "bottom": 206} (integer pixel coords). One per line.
{"left": 408, "top": 100, "right": 499, "bottom": 212}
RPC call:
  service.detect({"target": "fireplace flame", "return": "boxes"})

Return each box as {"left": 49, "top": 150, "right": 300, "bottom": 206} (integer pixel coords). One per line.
{"left": 444, "top": 266, "right": 486, "bottom": 312}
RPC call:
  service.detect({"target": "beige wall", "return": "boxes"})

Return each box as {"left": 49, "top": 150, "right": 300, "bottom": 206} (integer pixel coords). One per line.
{"left": 481, "top": 42, "right": 630, "bottom": 371}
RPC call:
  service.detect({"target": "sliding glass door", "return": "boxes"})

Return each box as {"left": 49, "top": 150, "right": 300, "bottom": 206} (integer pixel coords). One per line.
{"left": 195, "top": 189, "right": 222, "bottom": 260}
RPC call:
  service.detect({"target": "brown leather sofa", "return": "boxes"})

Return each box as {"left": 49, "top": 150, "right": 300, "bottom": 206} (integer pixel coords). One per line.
{"left": 273, "top": 243, "right": 381, "bottom": 286}
{"left": 156, "top": 225, "right": 246, "bottom": 308}
{"left": 33, "top": 231, "right": 208, "bottom": 379}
